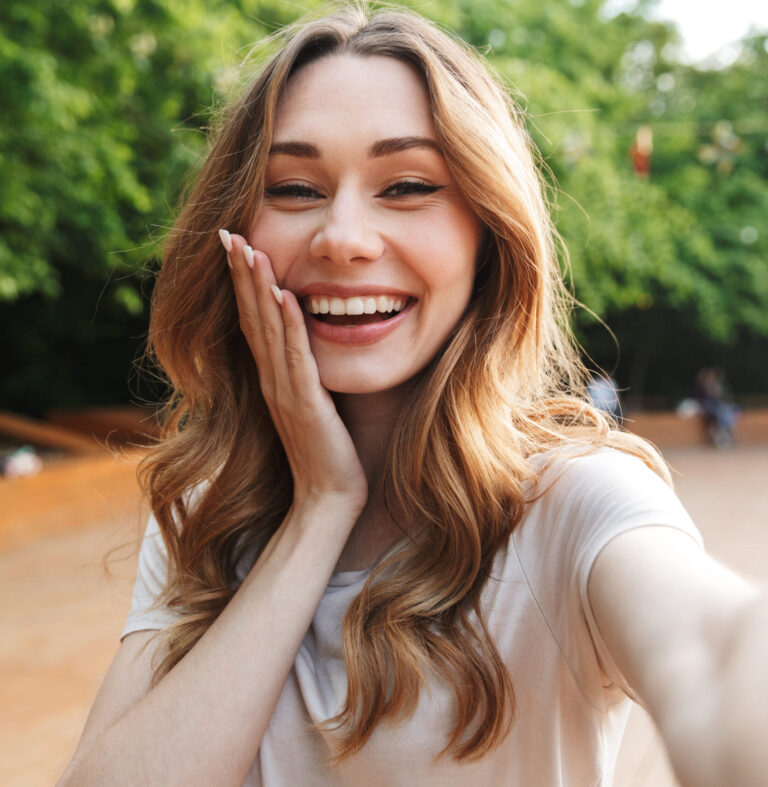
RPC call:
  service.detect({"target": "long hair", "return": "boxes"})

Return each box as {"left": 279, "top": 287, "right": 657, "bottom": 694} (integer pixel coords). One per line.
{"left": 140, "top": 3, "right": 667, "bottom": 764}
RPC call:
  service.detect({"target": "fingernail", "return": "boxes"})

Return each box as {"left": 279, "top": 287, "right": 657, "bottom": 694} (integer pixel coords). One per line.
{"left": 218, "top": 228, "right": 233, "bottom": 252}
{"left": 226, "top": 253, "right": 232, "bottom": 269}
{"left": 243, "top": 245, "right": 254, "bottom": 269}
{"left": 270, "top": 284, "right": 283, "bottom": 305}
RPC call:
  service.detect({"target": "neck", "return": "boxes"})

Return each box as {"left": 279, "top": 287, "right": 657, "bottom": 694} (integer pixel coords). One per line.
{"left": 329, "top": 382, "right": 414, "bottom": 572}
{"left": 333, "top": 383, "right": 410, "bottom": 489}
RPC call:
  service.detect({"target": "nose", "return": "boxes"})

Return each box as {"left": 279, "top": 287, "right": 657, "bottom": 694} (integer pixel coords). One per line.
{"left": 309, "top": 187, "right": 384, "bottom": 266}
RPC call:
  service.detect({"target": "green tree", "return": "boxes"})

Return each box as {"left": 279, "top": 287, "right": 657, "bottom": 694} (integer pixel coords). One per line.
{"left": 453, "top": 0, "right": 768, "bottom": 399}
{"left": 0, "top": 0, "right": 280, "bottom": 412}
{"left": 2, "top": 0, "right": 766, "bottom": 413}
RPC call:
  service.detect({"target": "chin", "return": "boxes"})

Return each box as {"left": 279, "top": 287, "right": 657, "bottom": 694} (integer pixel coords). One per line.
{"left": 320, "top": 375, "right": 398, "bottom": 396}
{"left": 317, "top": 363, "right": 411, "bottom": 396}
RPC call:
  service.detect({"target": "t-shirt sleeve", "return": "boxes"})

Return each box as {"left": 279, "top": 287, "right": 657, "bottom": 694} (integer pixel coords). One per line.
{"left": 120, "top": 513, "right": 183, "bottom": 641}
{"left": 513, "top": 447, "right": 704, "bottom": 707}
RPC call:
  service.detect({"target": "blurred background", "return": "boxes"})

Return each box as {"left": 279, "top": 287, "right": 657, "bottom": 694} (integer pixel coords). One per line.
{"left": 2, "top": 0, "right": 767, "bottom": 417}
{"left": 1, "top": 0, "right": 766, "bottom": 785}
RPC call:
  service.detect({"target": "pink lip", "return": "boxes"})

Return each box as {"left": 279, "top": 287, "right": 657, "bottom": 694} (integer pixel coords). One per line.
{"left": 304, "top": 300, "right": 416, "bottom": 346}
{"left": 295, "top": 282, "right": 415, "bottom": 299}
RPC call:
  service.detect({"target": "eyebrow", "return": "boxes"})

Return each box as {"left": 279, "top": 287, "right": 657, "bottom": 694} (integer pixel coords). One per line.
{"left": 268, "top": 136, "right": 442, "bottom": 159}
{"left": 370, "top": 136, "right": 442, "bottom": 157}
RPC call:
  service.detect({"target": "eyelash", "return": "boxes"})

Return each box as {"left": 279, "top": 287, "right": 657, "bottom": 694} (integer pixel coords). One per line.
{"left": 264, "top": 184, "right": 318, "bottom": 199}
{"left": 264, "top": 180, "right": 444, "bottom": 200}
{"left": 383, "top": 180, "right": 443, "bottom": 197}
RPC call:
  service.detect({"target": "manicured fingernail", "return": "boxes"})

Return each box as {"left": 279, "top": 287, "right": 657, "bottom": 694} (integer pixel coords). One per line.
{"left": 226, "top": 253, "right": 232, "bottom": 269}
{"left": 243, "top": 245, "right": 254, "bottom": 269}
{"left": 218, "top": 228, "right": 233, "bottom": 252}
{"left": 270, "top": 284, "right": 283, "bottom": 305}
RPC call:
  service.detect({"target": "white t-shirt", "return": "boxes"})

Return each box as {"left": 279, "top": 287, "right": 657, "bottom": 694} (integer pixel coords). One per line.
{"left": 121, "top": 447, "right": 703, "bottom": 786}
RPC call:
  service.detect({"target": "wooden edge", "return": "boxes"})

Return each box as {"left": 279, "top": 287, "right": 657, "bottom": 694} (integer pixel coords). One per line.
{"left": 0, "top": 412, "right": 105, "bottom": 454}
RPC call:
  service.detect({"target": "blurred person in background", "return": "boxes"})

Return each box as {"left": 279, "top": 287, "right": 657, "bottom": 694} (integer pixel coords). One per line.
{"left": 587, "top": 373, "right": 622, "bottom": 424}
{"left": 58, "top": 5, "right": 768, "bottom": 786}
{"left": 693, "top": 366, "right": 739, "bottom": 447}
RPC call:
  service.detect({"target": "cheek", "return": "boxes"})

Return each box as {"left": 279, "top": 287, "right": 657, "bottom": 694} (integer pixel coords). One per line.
{"left": 248, "top": 212, "right": 305, "bottom": 282}
{"left": 411, "top": 221, "right": 478, "bottom": 298}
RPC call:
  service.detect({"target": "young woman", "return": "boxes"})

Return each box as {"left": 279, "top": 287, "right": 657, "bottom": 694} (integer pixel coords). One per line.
{"left": 59, "top": 6, "right": 767, "bottom": 786}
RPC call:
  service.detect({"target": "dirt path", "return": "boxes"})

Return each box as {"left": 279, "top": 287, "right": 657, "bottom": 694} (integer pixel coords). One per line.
{"left": 1, "top": 446, "right": 766, "bottom": 786}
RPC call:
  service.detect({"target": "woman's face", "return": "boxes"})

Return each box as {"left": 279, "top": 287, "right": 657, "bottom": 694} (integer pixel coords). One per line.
{"left": 249, "top": 54, "right": 482, "bottom": 394}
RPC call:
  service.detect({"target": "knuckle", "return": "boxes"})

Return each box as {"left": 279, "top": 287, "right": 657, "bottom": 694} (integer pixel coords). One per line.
{"left": 262, "top": 324, "right": 277, "bottom": 348}
{"left": 239, "top": 312, "right": 259, "bottom": 335}
{"left": 284, "top": 345, "right": 302, "bottom": 370}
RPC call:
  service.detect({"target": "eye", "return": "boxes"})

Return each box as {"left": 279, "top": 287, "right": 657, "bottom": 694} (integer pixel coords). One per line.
{"left": 264, "top": 183, "right": 323, "bottom": 200}
{"left": 380, "top": 180, "right": 445, "bottom": 198}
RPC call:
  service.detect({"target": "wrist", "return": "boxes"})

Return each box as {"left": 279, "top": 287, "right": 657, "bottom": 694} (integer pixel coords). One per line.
{"left": 288, "top": 493, "right": 364, "bottom": 530}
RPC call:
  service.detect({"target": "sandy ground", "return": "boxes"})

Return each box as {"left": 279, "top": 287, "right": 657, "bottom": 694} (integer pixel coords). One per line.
{"left": 1, "top": 445, "right": 766, "bottom": 786}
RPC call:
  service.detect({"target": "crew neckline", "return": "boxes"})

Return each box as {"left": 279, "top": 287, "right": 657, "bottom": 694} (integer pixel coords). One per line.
{"left": 327, "top": 535, "right": 409, "bottom": 587}
{"left": 327, "top": 566, "right": 371, "bottom": 587}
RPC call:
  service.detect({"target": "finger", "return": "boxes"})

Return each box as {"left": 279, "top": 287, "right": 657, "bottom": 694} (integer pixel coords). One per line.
{"left": 279, "top": 289, "right": 324, "bottom": 399}
{"left": 218, "top": 228, "right": 234, "bottom": 260}
{"left": 221, "top": 231, "right": 271, "bottom": 377}
{"left": 249, "top": 248, "right": 291, "bottom": 392}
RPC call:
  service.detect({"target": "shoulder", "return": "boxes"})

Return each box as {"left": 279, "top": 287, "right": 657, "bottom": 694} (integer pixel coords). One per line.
{"left": 506, "top": 445, "right": 702, "bottom": 702}
{"left": 532, "top": 444, "right": 665, "bottom": 495}
{"left": 516, "top": 444, "right": 701, "bottom": 565}
{"left": 528, "top": 445, "right": 684, "bottom": 525}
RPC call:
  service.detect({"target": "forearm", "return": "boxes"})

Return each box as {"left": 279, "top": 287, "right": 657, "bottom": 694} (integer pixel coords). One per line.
{"left": 664, "top": 591, "right": 768, "bottom": 787}
{"left": 59, "top": 498, "right": 359, "bottom": 787}
{"left": 711, "top": 591, "right": 768, "bottom": 787}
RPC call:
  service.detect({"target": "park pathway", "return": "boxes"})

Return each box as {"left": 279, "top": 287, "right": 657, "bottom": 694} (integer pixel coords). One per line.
{"left": 1, "top": 445, "right": 766, "bottom": 786}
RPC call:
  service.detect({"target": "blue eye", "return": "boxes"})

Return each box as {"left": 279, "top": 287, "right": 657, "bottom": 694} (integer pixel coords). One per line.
{"left": 382, "top": 181, "right": 444, "bottom": 197}
{"left": 264, "top": 184, "right": 321, "bottom": 200}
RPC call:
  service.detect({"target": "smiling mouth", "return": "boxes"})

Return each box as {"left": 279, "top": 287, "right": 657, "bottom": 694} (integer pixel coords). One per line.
{"left": 302, "top": 295, "right": 415, "bottom": 326}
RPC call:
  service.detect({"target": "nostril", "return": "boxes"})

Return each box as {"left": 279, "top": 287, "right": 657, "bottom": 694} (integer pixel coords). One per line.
{"left": 309, "top": 219, "right": 385, "bottom": 265}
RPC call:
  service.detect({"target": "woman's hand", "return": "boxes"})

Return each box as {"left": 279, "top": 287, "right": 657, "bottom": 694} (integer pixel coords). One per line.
{"left": 220, "top": 229, "right": 368, "bottom": 517}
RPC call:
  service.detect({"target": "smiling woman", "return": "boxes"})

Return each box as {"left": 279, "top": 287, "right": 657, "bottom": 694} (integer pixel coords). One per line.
{"left": 57, "top": 4, "right": 768, "bottom": 787}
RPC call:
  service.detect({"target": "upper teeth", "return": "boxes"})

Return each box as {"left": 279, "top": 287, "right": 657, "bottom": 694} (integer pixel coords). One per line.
{"left": 305, "top": 296, "right": 407, "bottom": 316}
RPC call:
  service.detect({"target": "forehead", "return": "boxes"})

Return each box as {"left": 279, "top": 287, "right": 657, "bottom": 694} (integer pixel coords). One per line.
{"left": 273, "top": 54, "right": 437, "bottom": 142}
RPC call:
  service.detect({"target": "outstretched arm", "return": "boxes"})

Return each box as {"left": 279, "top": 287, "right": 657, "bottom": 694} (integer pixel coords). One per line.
{"left": 589, "top": 526, "right": 767, "bottom": 787}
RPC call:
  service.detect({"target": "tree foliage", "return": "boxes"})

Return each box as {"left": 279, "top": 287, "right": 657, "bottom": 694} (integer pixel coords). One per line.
{"left": 2, "top": 0, "right": 766, "bottom": 412}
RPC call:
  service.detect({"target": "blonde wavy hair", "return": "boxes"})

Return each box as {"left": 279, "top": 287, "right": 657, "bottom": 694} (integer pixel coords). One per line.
{"left": 139, "top": 2, "right": 667, "bottom": 765}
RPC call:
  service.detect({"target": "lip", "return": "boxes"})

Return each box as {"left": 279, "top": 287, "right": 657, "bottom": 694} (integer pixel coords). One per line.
{"left": 304, "top": 299, "right": 416, "bottom": 346}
